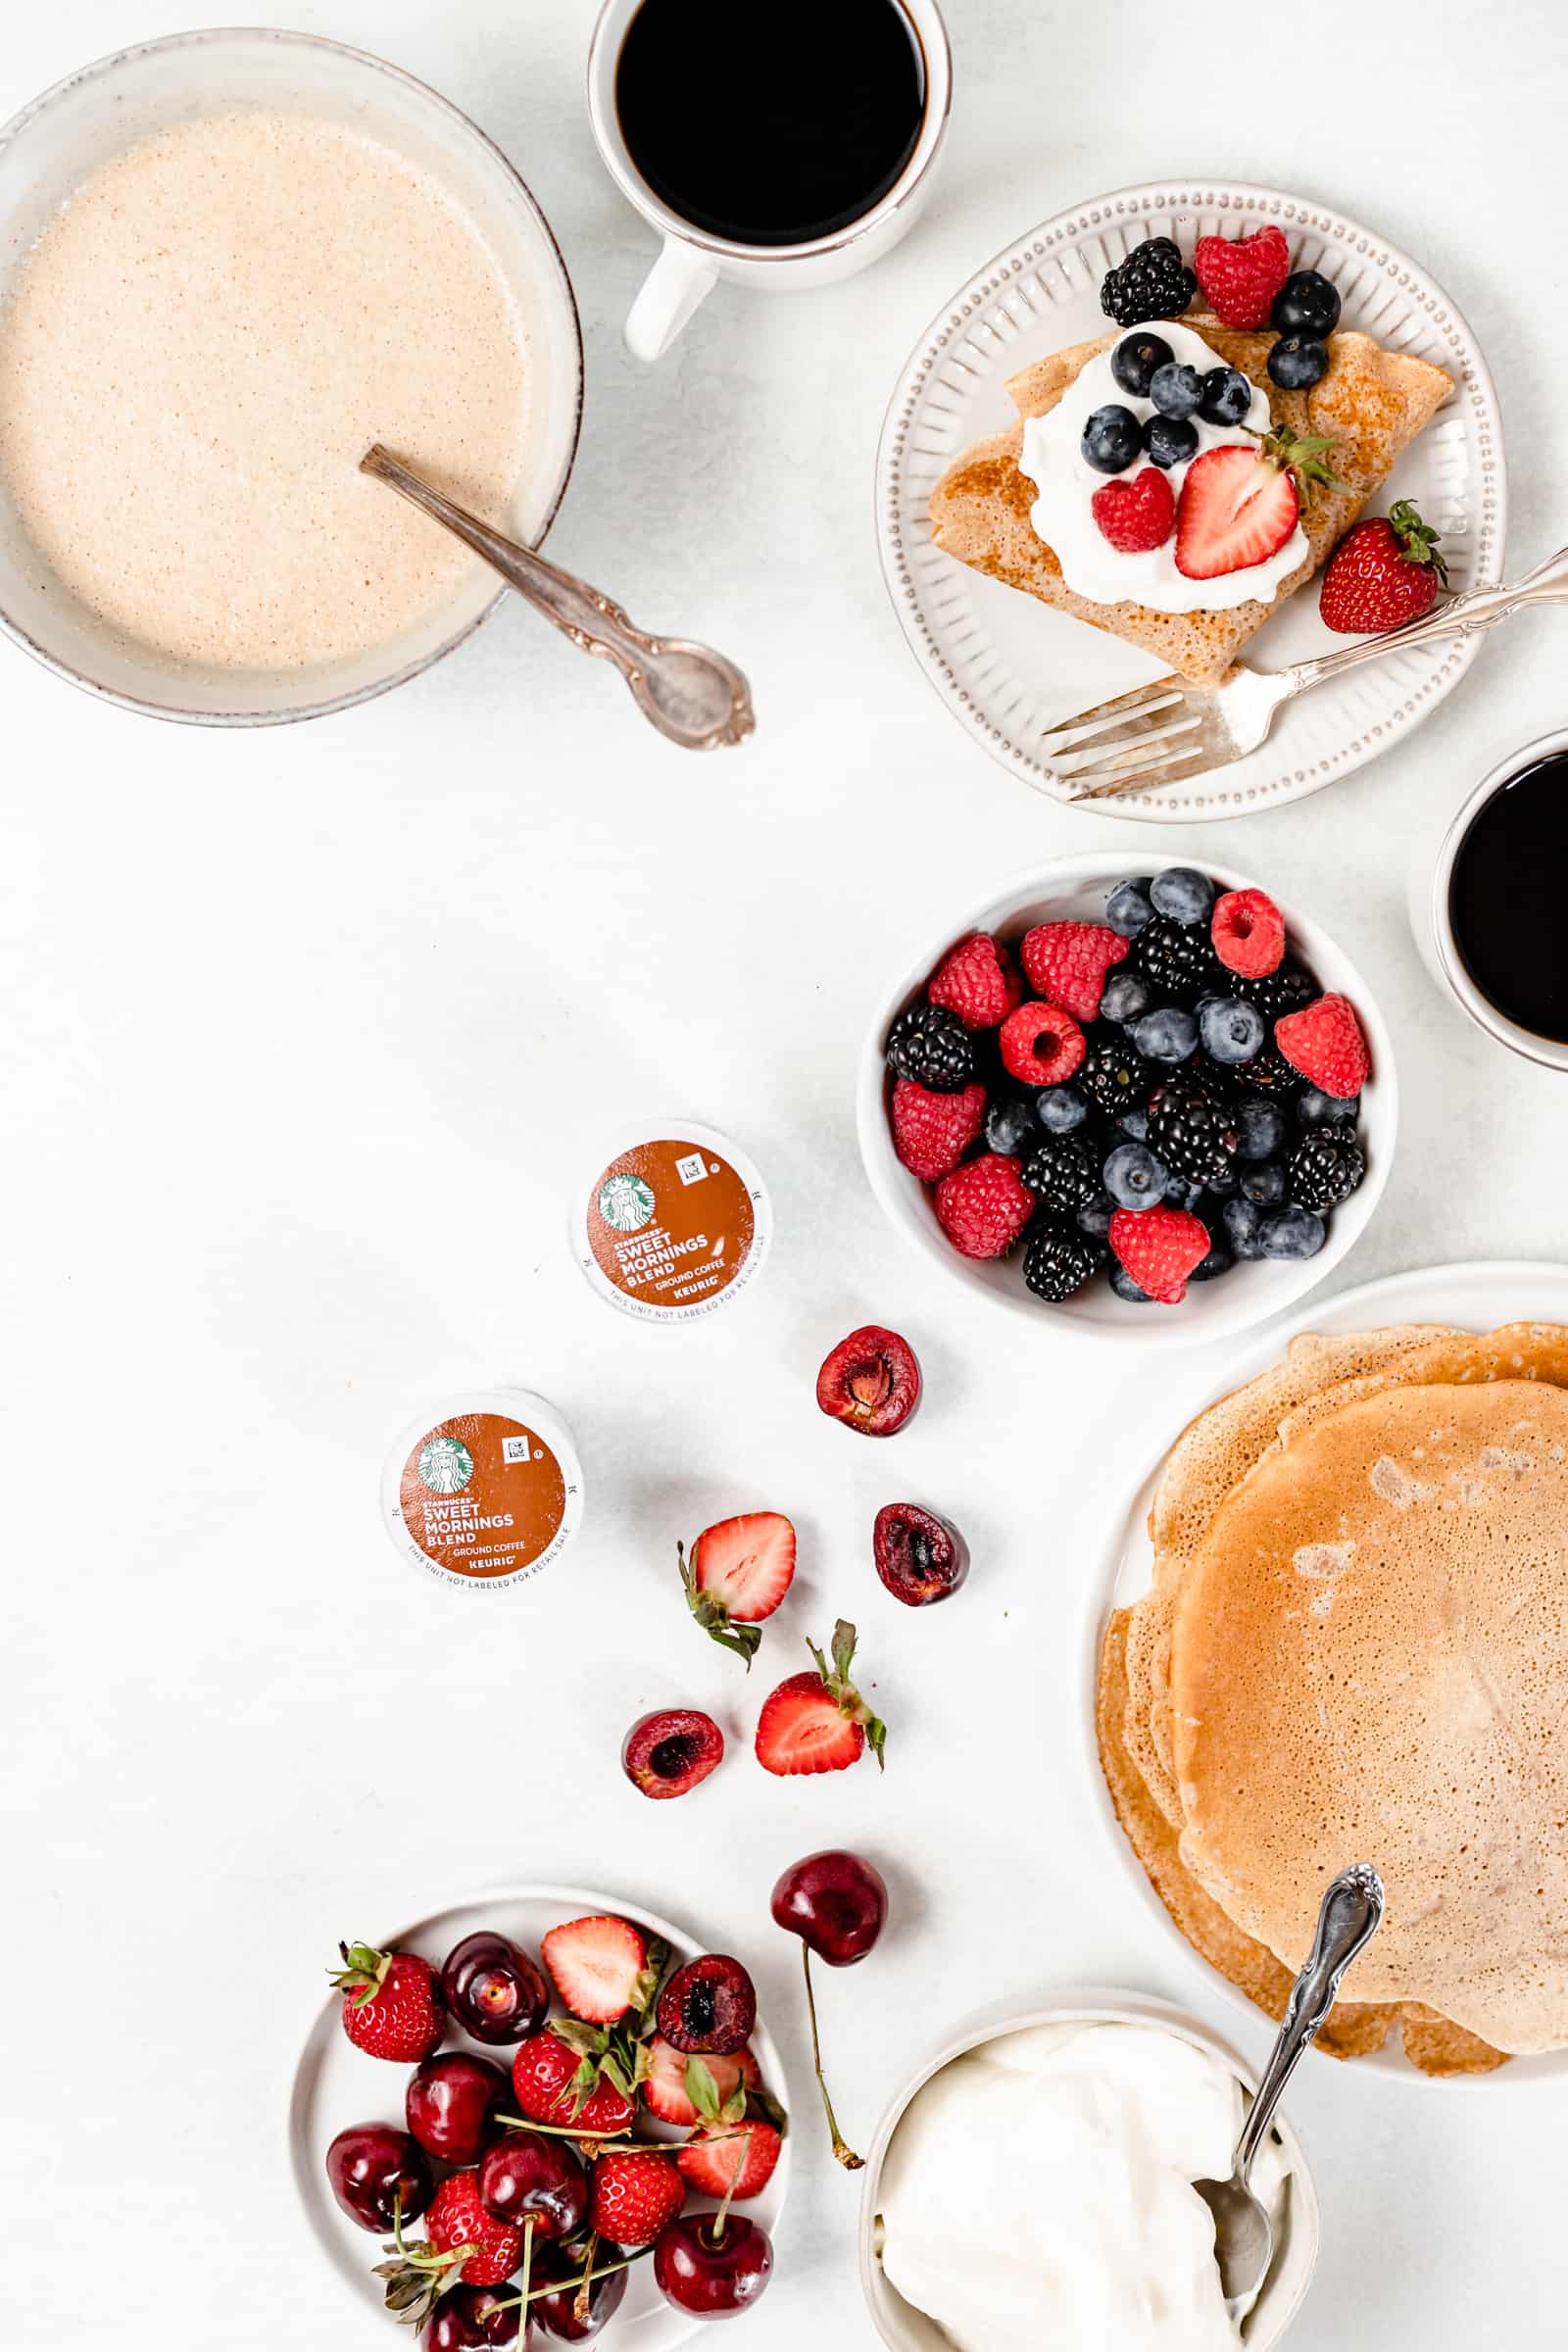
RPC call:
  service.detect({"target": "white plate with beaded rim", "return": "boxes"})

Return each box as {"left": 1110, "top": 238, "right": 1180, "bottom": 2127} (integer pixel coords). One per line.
{"left": 1078, "top": 1258, "right": 1568, "bottom": 2081}
{"left": 876, "top": 180, "right": 1506, "bottom": 821}
{"left": 287, "top": 1882, "right": 792, "bottom": 2344}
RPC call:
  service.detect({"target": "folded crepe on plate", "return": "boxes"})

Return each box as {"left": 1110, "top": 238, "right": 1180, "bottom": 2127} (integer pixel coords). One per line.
{"left": 930, "top": 317, "right": 1452, "bottom": 685}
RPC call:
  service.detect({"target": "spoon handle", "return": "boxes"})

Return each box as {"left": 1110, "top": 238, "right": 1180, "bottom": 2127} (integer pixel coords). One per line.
{"left": 1234, "top": 1865, "right": 1385, "bottom": 2184}
{"left": 360, "top": 445, "right": 754, "bottom": 750}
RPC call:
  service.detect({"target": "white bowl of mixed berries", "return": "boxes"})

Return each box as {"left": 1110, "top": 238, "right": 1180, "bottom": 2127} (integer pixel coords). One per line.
{"left": 858, "top": 855, "right": 1396, "bottom": 1345}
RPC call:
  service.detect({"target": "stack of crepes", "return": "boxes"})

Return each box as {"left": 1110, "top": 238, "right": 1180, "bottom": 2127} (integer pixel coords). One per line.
{"left": 1098, "top": 1322, "right": 1568, "bottom": 2076}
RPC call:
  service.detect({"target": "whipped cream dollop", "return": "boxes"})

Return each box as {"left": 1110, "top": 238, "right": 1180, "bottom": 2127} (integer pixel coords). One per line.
{"left": 877, "top": 2019, "right": 1292, "bottom": 2351}
{"left": 1018, "top": 319, "right": 1308, "bottom": 614}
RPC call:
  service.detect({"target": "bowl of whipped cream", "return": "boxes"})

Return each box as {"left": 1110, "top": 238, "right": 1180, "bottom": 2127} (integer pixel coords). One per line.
{"left": 858, "top": 1989, "right": 1321, "bottom": 2350}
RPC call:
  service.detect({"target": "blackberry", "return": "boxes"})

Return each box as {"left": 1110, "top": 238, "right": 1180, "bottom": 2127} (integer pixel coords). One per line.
{"left": 1079, "top": 1033, "right": 1153, "bottom": 1118}
{"left": 1021, "top": 1133, "right": 1099, "bottom": 1216}
{"left": 1239, "top": 959, "right": 1318, "bottom": 1024}
{"left": 1135, "top": 916, "right": 1221, "bottom": 1002}
{"left": 1146, "top": 1077, "right": 1239, "bottom": 1189}
{"left": 1232, "top": 1041, "right": 1302, "bottom": 1097}
{"left": 1101, "top": 236, "right": 1198, "bottom": 329}
{"left": 1023, "top": 1223, "right": 1100, "bottom": 1303}
{"left": 886, "top": 1000, "right": 973, "bottom": 1094}
{"left": 1289, "top": 1130, "right": 1366, "bottom": 1212}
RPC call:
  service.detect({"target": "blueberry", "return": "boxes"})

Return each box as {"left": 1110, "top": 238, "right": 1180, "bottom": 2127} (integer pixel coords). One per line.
{"left": 1106, "top": 878, "right": 1156, "bottom": 938}
{"left": 1190, "top": 1238, "right": 1237, "bottom": 1283}
{"left": 1101, "top": 970, "right": 1152, "bottom": 1024}
{"left": 1109, "top": 1264, "right": 1154, "bottom": 1303}
{"left": 1271, "top": 270, "right": 1341, "bottom": 339}
{"left": 1132, "top": 1006, "right": 1198, "bottom": 1063}
{"left": 1118, "top": 1108, "right": 1150, "bottom": 1142}
{"left": 1163, "top": 1172, "right": 1205, "bottom": 1211}
{"left": 1236, "top": 1100, "right": 1286, "bottom": 1161}
{"left": 1149, "top": 867, "right": 1215, "bottom": 925}
{"left": 1199, "top": 365, "right": 1252, "bottom": 426}
{"left": 1111, "top": 332, "right": 1174, "bottom": 398}
{"left": 985, "top": 1094, "right": 1038, "bottom": 1155}
{"left": 1199, "top": 997, "right": 1266, "bottom": 1065}
{"left": 1144, "top": 414, "right": 1200, "bottom": 470}
{"left": 1261, "top": 1203, "right": 1327, "bottom": 1260}
{"left": 1082, "top": 403, "right": 1144, "bottom": 474}
{"left": 1037, "top": 1085, "right": 1089, "bottom": 1135}
{"left": 1150, "top": 361, "right": 1203, "bottom": 419}
{"left": 1223, "top": 1196, "right": 1266, "bottom": 1259}
{"left": 1077, "top": 1190, "right": 1113, "bottom": 1242}
{"left": 1268, "top": 334, "right": 1329, "bottom": 391}
{"left": 1298, "top": 1087, "right": 1359, "bottom": 1127}
{"left": 1240, "top": 1160, "right": 1287, "bottom": 1205}
{"left": 1103, "top": 1141, "right": 1169, "bottom": 1212}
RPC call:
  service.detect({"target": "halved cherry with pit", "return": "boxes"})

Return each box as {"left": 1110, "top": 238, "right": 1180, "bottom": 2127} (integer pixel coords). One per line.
{"left": 815, "top": 1325, "right": 921, "bottom": 1438}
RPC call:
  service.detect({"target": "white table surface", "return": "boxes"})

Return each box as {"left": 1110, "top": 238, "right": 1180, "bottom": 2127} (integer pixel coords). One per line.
{"left": 6, "top": 2, "right": 1568, "bottom": 2344}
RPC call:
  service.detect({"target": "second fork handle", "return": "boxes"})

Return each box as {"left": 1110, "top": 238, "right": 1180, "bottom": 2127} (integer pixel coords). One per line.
{"left": 1277, "top": 543, "right": 1568, "bottom": 694}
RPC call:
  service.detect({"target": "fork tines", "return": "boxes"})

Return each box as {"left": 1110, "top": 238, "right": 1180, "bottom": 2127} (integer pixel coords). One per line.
{"left": 1041, "top": 674, "right": 1211, "bottom": 801}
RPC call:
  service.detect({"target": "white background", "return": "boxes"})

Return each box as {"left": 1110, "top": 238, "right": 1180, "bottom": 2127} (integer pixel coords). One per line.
{"left": 5, "top": 2, "right": 1567, "bottom": 2345}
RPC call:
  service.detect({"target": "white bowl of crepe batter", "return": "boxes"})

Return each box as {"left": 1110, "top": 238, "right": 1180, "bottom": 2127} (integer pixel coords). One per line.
{"left": 0, "top": 28, "right": 583, "bottom": 723}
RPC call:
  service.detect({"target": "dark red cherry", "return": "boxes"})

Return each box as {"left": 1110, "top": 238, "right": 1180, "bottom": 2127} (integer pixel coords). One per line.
{"left": 406, "top": 2051, "right": 509, "bottom": 2165}
{"left": 769, "top": 1849, "right": 888, "bottom": 1967}
{"left": 873, "top": 1502, "right": 968, "bottom": 1606}
{"left": 532, "top": 2249, "right": 630, "bottom": 2340}
{"left": 815, "top": 1325, "right": 921, "bottom": 1437}
{"left": 424, "top": 2282, "right": 519, "bottom": 2349}
{"left": 325, "top": 2122, "right": 431, "bottom": 2232}
{"left": 654, "top": 2213, "right": 773, "bottom": 2318}
{"left": 477, "top": 2130, "right": 588, "bottom": 2244}
{"left": 441, "top": 1931, "right": 550, "bottom": 2045}
{"left": 657, "top": 1954, "right": 757, "bottom": 2056}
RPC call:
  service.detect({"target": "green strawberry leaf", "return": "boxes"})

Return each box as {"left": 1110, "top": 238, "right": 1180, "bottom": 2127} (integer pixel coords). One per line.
{"left": 685, "top": 2057, "right": 722, "bottom": 2122}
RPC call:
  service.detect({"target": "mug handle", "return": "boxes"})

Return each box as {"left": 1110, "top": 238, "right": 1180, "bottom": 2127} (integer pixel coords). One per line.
{"left": 625, "top": 236, "right": 719, "bottom": 362}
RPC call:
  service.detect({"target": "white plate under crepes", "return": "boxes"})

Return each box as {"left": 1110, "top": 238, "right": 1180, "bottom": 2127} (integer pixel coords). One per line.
{"left": 1079, "top": 1259, "right": 1568, "bottom": 2082}
{"left": 876, "top": 180, "right": 1506, "bottom": 820}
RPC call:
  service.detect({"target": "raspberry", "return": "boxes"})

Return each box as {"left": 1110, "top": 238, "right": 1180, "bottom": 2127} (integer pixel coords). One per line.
{"left": 933, "top": 1153, "right": 1034, "bottom": 1260}
{"left": 1019, "top": 922, "right": 1129, "bottom": 1022}
{"left": 1108, "top": 1204, "right": 1209, "bottom": 1305}
{"left": 928, "top": 933, "right": 1023, "bottom": 1030}
{"left": 1193, "top": 225, "right": 1291, "bottom": 329}
{"left": 1211, "top": 888, "right": 1286, "bottom": 980}
{"left": 1092, "top": 467, "right": 1175, "bottom": 553}
{"left": 890, "top": 1079, "right": 987, "bottom": 1183}
{"left": 1000, "top": 1000, "right": 1085, "bottom": 1086}
{"left": 1275, "top": 993, "right": 1371, "bottom": 1100}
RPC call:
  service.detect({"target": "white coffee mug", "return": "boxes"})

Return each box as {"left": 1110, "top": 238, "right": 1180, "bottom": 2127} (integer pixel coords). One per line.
{"left": 586, "top": 0, "right": 952, "bottom": 362}
{"left": 1409, "top": 725, "right": 1568, "bottom": 1073}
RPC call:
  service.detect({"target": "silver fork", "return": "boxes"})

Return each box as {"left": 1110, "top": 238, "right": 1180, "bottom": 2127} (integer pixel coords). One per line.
{"left": 1045, "top": 544, "right": 1568, "bottom": 802}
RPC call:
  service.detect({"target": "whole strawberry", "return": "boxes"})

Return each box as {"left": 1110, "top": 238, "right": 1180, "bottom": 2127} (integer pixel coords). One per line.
{"left": 891, "top": 1077, "right": 987, "bottom": 1182}
{"left": 927, "top": 933, "right": 1023, "bottom": 1029}
{"left": 678, "top": 2119, "right": 783, "bottom": 2202}
{"left": 331, "top": 1941, "right": 446, "bottom": 2064}
{"left": 511, "top": 2028, "right": 638, "bottom": 2136}
{"left": 426, "top": 2171, "right": 524, "bottom": 2286}
{"left": 1193, "top": 224, "right": 1291, "bottom": 329}
{"left": 933, "top": 1152, "right": 1034, "bottom": 1259}
{"left": 1319, "top": 501, "right": 1447, "bottom": 634}
{"left": 589, "top": 2148, "right": 685, "bottom": 2248}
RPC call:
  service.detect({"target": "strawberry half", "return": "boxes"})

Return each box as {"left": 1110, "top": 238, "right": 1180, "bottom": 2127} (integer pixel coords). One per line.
{"left": 680, "top": 1511, "right": 797, "bottom": 1665}
{"left": 542, "top": 1914, "right": 658, "bottom": 2025}
{"left": 677, "top": 2119, "right": 783, "bottom": 2202}
{"left": 755, "top": 1621, "right": 887, "bottom": 1776}
{"left": 1175, "top": 429, "right": 1341, "bottom": 582}
{"left": 642, "top": 2034, "right": 760, "bottom": 2128}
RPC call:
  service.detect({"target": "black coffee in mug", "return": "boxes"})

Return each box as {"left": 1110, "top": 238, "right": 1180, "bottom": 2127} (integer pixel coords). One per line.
{"left": 1447, "top": 749, "right": 1568, "bottom": 1041}
{"left": 614, "top": 0, "right": 927, "bottom": 248}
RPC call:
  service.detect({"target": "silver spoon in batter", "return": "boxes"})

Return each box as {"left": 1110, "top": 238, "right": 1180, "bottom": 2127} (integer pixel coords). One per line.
{"left": 360, "top": 444, "right": 755, "bottom": 749}
{"left": 1195, "top": 1863, "right": 1385, "bottom": 2324}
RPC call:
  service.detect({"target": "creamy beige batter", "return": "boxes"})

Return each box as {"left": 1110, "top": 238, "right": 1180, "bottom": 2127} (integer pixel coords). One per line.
{"left": 0, "top": 109, "right": 532, "bottom": 671}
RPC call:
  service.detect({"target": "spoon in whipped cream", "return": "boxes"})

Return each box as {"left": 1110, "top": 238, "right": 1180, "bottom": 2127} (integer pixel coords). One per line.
{"left": 1195, "top": 1863, "right": 1385, "bottom": 2322}
{"left": 360, "top": 444, "right": 755, "bottom": 749}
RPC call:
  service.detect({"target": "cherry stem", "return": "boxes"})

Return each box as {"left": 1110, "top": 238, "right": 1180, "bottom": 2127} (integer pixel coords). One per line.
{"left": 518, "top": 2219, "right": 533, "bottom": 2326}
{"left": 800, "top": 1941, "right": 863, "bottom": 2171}
{"left": 705, "top": 2126, "right": 753, "bottom": 2247}
{"left": 495, "top": 2248, "right": 649, "bottom": 2312}
{"left": 494, "top": 2111, "right": 632, "bottom": 2143}
{"left": 573, "top": 2230, "right": 600, "bottom": 2329}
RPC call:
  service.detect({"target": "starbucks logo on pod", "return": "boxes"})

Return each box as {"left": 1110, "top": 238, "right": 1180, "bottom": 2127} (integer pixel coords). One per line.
{"left": 598, "top": 1171, "right": 657, "bottom": 1233}
{"left": 417, "top": 1435, "right": 475, "bottom": 1494}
